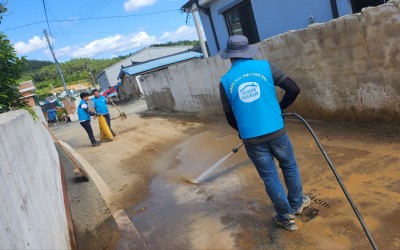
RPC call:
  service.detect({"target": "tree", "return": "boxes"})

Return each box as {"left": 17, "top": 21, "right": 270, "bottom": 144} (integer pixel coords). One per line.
{"left": 0, "top": 1, "right": 8, "bottom": 24}
{"left": 0, "top": 33, "right": 29, "bottom": 114}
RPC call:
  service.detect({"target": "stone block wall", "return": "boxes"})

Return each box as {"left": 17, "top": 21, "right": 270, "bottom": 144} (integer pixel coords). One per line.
{"left": 141, "top": 1, "right": 400, "bottom": 123}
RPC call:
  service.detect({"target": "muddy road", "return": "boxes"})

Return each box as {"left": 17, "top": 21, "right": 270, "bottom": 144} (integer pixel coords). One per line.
{"left": 54, "top": 100, "right": 400, "bottom": 250}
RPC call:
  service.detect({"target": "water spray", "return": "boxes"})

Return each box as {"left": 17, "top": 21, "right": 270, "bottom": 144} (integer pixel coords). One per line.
{"left": 185, "top": 113, "right": 378, "bottom": 249}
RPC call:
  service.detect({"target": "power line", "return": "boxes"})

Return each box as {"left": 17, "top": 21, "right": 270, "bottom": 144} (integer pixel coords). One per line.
{"left": 1, "top": 20, "right": 46, "bottom": 31}
{"left": 2, "top": 9, "right": 180, "bottom": 32}
{"left": 50, "top": 0, "right": 114, "bottom": 38}
{"left": 42, "top": 0, "right": 54, "bottom": 48}
{"left": 52, "top": 25, "right": 194, "bottom": 35}
{"left": 42, "top": 0, "right": 51, "bottom": 35}
{"left": 52, "top": 9, "right": 179, "bottom": 21}
{"left": 39, "top": 0, "right": 111, "bottom": 53}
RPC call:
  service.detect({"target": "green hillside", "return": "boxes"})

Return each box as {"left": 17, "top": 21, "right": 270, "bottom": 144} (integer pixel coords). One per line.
{"left": 21, "top": 40, "right": 200, "bottom": 100}
{"left": 19, "top": 57, "right": 126, "bottom": 100}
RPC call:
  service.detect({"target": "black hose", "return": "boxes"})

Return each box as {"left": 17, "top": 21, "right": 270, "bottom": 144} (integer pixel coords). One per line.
{"left": 284, "top": 113, "right": 378, "bottom": 250}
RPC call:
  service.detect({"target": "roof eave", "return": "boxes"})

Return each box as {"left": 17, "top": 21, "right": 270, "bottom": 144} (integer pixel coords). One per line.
{"left": 19, "top": 86, "right": 36, "bottom": 93}
{"left": 181, "top": 0, "right": 216, "bottom": 13}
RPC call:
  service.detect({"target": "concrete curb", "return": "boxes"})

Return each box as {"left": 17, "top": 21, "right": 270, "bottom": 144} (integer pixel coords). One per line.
{"left": 60, "top": 141, "right": 149, "bottom": 249}
{"left": 59, "top": 160, "right": 77, "bottom": 250}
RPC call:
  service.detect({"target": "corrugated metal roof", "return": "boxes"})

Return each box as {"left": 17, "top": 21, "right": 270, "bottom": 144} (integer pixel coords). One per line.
{"left": 96, "top": 46, "right": 194, "bottom": 88}
{"left": 119, "top": 51, "right": 203, "bottom": 78}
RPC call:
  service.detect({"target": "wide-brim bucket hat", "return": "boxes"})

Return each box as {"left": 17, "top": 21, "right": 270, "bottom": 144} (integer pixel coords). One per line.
{"left": 219, "top": 35, "right": 258, "bottom": 60}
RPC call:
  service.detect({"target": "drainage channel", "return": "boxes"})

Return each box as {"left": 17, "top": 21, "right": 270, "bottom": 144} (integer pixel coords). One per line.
{"left": 300, "top": 194, "right": 341, "bottom": 222}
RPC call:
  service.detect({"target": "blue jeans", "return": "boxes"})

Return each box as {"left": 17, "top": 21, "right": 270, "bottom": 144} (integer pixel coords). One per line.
{"left": 245, "top": 133, "right": 304, "bottom": 221}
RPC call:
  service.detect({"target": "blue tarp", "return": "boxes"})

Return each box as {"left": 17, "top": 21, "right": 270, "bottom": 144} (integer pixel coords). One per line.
{"left": 47, "top": 109, "right": 57, "bottom": 122}
{"left": 118, "top": 52, "right": 203, "bottom": 79}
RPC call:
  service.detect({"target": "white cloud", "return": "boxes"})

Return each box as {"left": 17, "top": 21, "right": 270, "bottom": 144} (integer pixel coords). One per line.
{"left": 14, "top": 36, "right": 48, "bottom": 54}
{"left": 46, "top": 25, "right": 203, "bottom": 59}
{"left": 53, "top": 46, "right": 72, "bottom": 58}
{"left": 124, "top": 0, "right": 157, "bottom": 11}
{"left": 55, "top": 31, "right": 157, "bottom": 58}
{"left": 159, "top": 25, "right": 201, "bottom": 42}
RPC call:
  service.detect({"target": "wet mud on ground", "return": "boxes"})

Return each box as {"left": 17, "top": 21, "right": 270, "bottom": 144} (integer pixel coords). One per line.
{"left": 55, "top": 102, "right": 400, "bottom": 249}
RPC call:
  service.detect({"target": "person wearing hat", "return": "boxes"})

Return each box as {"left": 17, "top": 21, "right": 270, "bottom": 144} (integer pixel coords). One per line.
{"left": 219, "top": 35, "right": 310, "bottom": 231}
{"left": 77, "top": 92, "right": 100, "bottom": 147}
{"left": 91, "top": 89, "right": 116, "bottom": 136}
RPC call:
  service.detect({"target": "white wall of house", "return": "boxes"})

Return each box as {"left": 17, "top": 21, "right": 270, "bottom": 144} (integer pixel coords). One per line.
{"left": 197, "top": 0, "right": 355, "bottom": 56}
{"left": 0, "top": 108, "right": 71, "bottom": 249}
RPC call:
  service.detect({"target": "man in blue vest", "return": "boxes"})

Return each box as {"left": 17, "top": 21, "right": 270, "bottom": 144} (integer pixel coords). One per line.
{"left": 91, "top": 89, "right": 116, "bottom": 136}
{"left": 77, "top": 92, "right": 100, "bottom": 147}
{"left": 219, "top": 35, "right": 310, "bottom": 231}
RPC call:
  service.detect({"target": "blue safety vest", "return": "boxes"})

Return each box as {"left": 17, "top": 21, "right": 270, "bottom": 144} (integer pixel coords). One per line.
{"left": 92, "top": 96, "right": 109, "bottom": 115}
{"left": 221, "top": 59, "right": 284, "bottom": 139}
{"left": 77, "top": 99, "right": 90, "bottom": 122}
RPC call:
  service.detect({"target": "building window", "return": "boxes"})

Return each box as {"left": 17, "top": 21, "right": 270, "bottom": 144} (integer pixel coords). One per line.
{"left": 224, "top": 0, "right": 260, "bottom": 44}
{"left": 350, "top": 0, "right": 387, "bottom": 13}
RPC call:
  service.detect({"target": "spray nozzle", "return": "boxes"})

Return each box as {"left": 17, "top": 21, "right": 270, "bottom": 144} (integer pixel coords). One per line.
{"left": 232, "top": 143, "right": 243, "bottom": 153}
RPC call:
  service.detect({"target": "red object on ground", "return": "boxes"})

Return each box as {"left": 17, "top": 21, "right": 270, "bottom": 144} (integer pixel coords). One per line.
{"left": 102, "top": 86, "right": 117, "bottom": 97}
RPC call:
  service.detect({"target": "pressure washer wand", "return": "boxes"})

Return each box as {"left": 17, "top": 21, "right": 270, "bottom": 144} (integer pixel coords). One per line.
{"left": 283, "top": 113, "right": 378, "bottom": 250}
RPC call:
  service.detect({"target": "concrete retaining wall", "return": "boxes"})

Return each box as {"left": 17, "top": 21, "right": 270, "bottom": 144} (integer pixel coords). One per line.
{"left": 118, "top": 75, "right": 142, "bottom": 101}
{"left": 143, "top": 58, "right": 230, "bottom": 113}
{"left": 0, "top": 109, "right": 70, "bottom": 249}
{"left": 141, "top": 1, "right": 400, "bottom": 123}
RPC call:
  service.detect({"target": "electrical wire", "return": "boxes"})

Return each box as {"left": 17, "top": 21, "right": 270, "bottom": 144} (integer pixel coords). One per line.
{"left": 37, "top": 0, "right": 110, "bottom": 55}
{"left": 1, "top": 20, "right": 46, "bottom": 31}
{"left": 52, "top": 9, "right": 179, "bottom": 21}
{"left": 42, "top": 0, "right": 52, "bottom": 40}
{"left": 52, "top": 25, "right": 193, "bottom": 36}
{"left": 2, "top": 9, "right": 179, "bottom": 32}
{"left": 50, "top": 0, "right": 114, "bottom": 38}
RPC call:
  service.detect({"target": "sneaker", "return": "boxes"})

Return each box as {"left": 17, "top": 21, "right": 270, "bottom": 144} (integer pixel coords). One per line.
{"left": 274, "top": 215, "right": 297, "bottom": 231}
{"left": 91, "top": 140, "right": 101, "bottom": 147}
{"left": 295, "top": 195, "right": 311, "bottom": 215}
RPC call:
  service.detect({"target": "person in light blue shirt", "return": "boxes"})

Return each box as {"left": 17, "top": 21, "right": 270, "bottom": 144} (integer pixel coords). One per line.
{"left": 91, "top": 89, "right": 116, "bottom": 136}
{"left": 219, "top": 35, "right": 310, "bottom": 232}
{"left": 77, "top": 92, "right": 100, "bottom": 147}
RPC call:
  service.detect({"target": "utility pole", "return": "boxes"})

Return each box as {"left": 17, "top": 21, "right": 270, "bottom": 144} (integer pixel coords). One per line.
{"left": 43, "top": 29, "right": 70, "bottom": 96}
{"left": 193, "top": 11, "right": 208, "bottom": 58}
{"left": 86, "top": 62, "right": 97, "bottom": 87}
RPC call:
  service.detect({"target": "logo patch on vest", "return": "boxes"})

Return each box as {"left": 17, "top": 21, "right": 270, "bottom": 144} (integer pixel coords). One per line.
{"left": 238, "top": 82, "right": 260, "bottom": 103}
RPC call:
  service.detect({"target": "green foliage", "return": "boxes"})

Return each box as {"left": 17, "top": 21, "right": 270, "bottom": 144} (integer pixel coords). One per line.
{"left": 0, "top": 33, "right": 31, "bottom": 114}
{"left": 35, "top": 86, "right": 52, "bottom": 100}
{"left": 0, "top": 2, "right": 8, "bottom": 24}
{"left": 19, "top": 60, "right": 53, "bottom": 81}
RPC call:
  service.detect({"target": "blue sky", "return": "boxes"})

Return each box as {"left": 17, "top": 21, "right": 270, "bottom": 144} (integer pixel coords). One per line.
{"left": 1, "top": 0, "right": 201, "bottom": 61}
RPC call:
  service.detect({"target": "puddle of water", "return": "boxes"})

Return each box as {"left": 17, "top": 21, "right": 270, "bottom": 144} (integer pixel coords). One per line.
{"left": 124, "top": 132, "right": 251, "bottom": 249}
{"left": 192, "top": 151, "right": 234, "bottom": 184}
{"left": 190, "top": 212, "right": 237, "bottom": 250}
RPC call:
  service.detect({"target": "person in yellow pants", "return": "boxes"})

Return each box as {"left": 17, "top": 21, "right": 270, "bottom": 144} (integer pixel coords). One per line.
{"left": 97, "top": 114, "right": 113, "bottom": 141}
{"left": 92, "top": 89, "right": 116, "bottom": 136}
